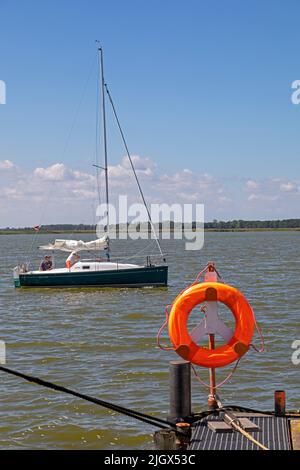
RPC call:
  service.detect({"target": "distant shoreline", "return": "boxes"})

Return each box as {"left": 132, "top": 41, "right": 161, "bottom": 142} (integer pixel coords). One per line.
{"left": 2, "top": 219, "right": 300, "bottom": 234}
{"left": 1, "top": 228, "right": 300, "bottom": 235}
{"left": 0, "top": 218, "right": 300, "bottom": 235}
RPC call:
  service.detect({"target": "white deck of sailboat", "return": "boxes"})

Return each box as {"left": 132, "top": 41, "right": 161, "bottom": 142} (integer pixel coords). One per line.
{"left": 26, "top": 261, "right": 142, "bottom": 275}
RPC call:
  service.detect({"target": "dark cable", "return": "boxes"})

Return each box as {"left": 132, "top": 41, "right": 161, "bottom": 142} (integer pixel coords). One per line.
{"left": 191, "top": 405, "right": 274, "bottom": 423}
{"left": 0, "top": 365, "right": 179, "bottom": 431}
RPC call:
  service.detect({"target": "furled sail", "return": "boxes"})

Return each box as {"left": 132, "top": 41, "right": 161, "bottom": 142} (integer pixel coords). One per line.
{"left": 39, "top": 236, "right": 108, "bottom": 252}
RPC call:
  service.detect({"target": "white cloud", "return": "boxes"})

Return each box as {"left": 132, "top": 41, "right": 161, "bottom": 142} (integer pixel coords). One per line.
{"left": 246, "top": 179, "right": 259, "bottom": 190}
{"left": 122, "top": 155, "right": 156, "bottom": 174}
{"left": 248, "top": 193, "right": 259, "bottom": 201}
{"left": 34, "top": 163, "right": 95, "bottom": 187}
{"left": 0, "top": 160, "right": 17, "bottom": 170}
{"left": 0, "top": 187, "right": 23, "bottom": 199}
{"left": 1, "top": 156, "right": 300, "bottom": 226}
{"left": 218, "top": 196, "right": 232, "bottom": 204}
{"left": 248, "top": 193, "right": 279, "bottom": 202}
{"left": 34, "top": 163, "right": 67, "bottom": 181}
{"left": 108, "top": 155, "right": 156, "bottom": 182}
{"left": 72, "top": 189, "right": 96, "bottom": 199}
{"left": 34, "top": 163, "right": 74, "bottom": 181}
{"left": 280, "top": 182, "right": 295, "bottom": 192}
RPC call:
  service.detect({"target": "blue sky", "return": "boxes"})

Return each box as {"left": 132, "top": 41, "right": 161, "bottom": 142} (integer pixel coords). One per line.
{"left": 1, "top": 0, "right": 300, "bottom": 225}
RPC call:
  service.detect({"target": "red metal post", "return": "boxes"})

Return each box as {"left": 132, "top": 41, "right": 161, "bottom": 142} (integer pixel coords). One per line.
{"left": 274, "top": 390, "right": 286, "bottom": 416}
{"left": 208, "top": 333, "right": 218, "bottom": 409}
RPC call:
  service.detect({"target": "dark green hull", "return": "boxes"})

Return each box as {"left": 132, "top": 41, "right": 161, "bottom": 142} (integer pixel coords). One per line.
{"left": 16, "top": 265, "right": 168, "bottom": 288}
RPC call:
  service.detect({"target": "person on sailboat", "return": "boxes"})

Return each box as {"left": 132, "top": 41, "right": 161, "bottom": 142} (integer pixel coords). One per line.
{"left": 39, "top": 255, "right": 53, "bottom": 271}
{"left": 66, "top": 251, "right": 80, "bottom": 269}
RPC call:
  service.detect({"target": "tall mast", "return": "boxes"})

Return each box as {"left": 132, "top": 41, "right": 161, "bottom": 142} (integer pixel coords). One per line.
{"left": 97, "top": 44, "right": 110, "bottom": 259}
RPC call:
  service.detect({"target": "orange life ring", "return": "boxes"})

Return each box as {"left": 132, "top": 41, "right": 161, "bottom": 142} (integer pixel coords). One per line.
{"left": 168, "top": 282, "right": 255, "bottom": 368}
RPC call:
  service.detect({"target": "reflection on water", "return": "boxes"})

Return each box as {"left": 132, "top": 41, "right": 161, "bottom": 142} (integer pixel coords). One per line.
{"left": 0, "top": 232, "right": 299, "bottom": 449}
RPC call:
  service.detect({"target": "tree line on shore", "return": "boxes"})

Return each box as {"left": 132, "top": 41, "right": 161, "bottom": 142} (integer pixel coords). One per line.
{"left": 204, "top": 219, "right": 300, "bottom": 229}
{"left": 2, "top": 219, "right": 300, "bottom": 231}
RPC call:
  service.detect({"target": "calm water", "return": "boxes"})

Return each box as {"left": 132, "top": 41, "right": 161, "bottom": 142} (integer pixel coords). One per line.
{"left": 0, "top": 232, "right": 299, "bottom": 449}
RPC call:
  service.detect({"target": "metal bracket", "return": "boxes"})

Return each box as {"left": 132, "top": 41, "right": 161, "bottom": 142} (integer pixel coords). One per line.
{"left": 190, "top": 300, "right": 233, "bottom": 343}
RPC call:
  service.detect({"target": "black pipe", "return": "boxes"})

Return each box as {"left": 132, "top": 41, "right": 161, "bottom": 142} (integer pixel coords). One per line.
{"left": 169, "top": 360, "right": 191, "bottom": 423}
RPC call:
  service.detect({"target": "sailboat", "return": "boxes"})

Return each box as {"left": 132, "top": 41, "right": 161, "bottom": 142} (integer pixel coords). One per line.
{"left": 13, "top": 46, "right": 168, "bottom": 288}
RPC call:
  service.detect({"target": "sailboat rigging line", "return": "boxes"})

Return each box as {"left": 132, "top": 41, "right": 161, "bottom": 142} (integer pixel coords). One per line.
{"left": 62, "top": 54, "right": 97, "bottom": 160}
{"left": 112, "top": 240, "right": 165, "bottom": 262}
{"left": 104, "top": 83, "right": 165, "bottom": 260}
{"left": 93, "top": 164, "right": 106, "bottom": 170}
{"left": 25, "top": 53, "right": 97, "bottom": 264}
{"left": 96, "top": 45, "right": 110, "bottom": 261}
{"left": 0, "top": 365, "right": 183, "bottom": 433}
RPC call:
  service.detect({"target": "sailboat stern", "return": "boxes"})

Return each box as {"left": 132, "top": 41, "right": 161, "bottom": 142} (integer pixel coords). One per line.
{"left": 13, "top": 265, "right": 27, "bottom": 288}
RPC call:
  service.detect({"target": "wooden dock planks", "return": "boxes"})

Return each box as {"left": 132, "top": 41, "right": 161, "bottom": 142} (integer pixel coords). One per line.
{"left": 290, "top": 420, "right": 300, "bottom": 450}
